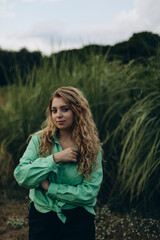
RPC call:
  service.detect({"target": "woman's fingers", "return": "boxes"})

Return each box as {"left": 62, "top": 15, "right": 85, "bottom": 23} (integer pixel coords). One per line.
{"left": 71, "top": 148, "right": 78, "bottom": 161}
{"left": 54, "top": 148, "right": 78, "bottom": 163}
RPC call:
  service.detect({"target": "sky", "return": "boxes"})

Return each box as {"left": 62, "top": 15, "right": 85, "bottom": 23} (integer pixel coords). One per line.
{"left": 0, "top": 0, "right": 160, "bottom": 55}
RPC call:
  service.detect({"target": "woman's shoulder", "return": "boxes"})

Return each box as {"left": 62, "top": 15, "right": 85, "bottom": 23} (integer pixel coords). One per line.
{"left": 29, "top": 131, "right": 42, "bottom": 145}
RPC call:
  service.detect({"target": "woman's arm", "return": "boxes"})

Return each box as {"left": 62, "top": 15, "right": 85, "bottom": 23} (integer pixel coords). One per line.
{"left": 14, "top": 135, "right": 59, "bottom": 189}
{"left": 46, "top": 151, "right": 103, "bottom": 206}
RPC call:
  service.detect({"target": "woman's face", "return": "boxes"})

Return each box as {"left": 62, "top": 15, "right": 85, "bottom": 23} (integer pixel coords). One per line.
{"left": 51, "top": 97, "right": 74, "bottom": 130}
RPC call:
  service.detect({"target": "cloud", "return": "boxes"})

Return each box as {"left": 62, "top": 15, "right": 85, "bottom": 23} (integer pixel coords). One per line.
{"left": 112, "top": 0, "right": 160, "bottom": 38}
{"left": 0, "top": 0, "right": 8, "bottom": 3}
{"left": 21, "top": 0, "right": 60, "bottom": 2}
{"left": 0, "top": 0, "right": 160, "bottom": 54}
{"left": 0, "top": 34, "right": 82, "bottom": 55}
{"left": 0, "top": 1, "right": 16, "bottom": 18}
{"left": 77, "top": 0, "right": 160, "bottom": 45}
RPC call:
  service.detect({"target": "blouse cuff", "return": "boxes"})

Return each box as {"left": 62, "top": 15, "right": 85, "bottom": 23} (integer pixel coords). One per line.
{"left": 46, "top": 155, "right": 59, "bottom": 173}
{"left": 47, "top": 183, "right": 58, "bottom": 199}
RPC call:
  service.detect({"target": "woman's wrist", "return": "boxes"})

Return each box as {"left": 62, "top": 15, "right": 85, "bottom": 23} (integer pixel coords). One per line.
{"left": 53, "top": 153, "right": 59, "bottom": 164}
{"left": 40, "top": 179, "right": 50, "bottom": 191}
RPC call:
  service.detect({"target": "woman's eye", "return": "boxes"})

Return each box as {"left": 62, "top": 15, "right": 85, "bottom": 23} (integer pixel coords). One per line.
{"left": 51, "top": 109, "right": 57, "bottom": 113}
{"left": 63, "top": 108, "right": 69, "bottom": 112}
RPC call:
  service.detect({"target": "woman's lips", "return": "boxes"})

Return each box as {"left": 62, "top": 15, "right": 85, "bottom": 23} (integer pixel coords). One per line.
{"left": 57, "top": 121, "right": 65, "bottom": 124}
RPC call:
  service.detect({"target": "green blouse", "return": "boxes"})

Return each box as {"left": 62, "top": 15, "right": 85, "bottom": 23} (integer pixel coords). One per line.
{"left": 14, "top": 133, "right": 103, "bottom": 223}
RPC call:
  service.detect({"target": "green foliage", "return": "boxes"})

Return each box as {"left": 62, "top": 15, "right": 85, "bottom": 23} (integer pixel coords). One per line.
{"left": 110, "top": 31, "right": 160, "bottom": 62}
{"left": 0, "top": 140, "right": 13, "bottom": 186}
{"left": 111, "top": 92, "right": 160, "bottom": 214}
{"left": 105, "top": 55, "right": 160, "bottom": 216}
{"left": 0, "top": 31, "right": 160, "bottom": 86}
{"left": 0, "top": 48, "right": 42, "bottom": 86}
{"left": 0, "top": 44, "right": 160, "bottom": 218}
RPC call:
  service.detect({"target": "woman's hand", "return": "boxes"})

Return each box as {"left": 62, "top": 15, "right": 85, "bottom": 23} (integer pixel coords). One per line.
{"left": 53, "top": 147, "right": 78, "bottom": 164}
{"left": 40, "top": 179, "right": 50, "bottom": 191}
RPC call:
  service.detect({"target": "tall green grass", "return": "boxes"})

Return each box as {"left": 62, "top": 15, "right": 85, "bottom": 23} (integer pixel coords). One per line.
{"left": 0, "top": 49, "right": 160, "bottom": 217}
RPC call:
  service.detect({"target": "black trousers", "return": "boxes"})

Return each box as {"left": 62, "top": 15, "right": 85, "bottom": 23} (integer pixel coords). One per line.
{"left": 29, "top": 202, "right": 95, "bottom": 240}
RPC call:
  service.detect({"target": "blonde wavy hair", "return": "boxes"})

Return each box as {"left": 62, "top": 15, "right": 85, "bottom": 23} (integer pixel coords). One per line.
{"left": 38, "top": 86, "right": 102, "bottom": 178}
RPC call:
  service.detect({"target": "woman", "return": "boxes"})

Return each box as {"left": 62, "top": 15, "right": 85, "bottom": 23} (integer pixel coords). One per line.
{"left": 14, "top": 86, "right": 103, "bottom": 240}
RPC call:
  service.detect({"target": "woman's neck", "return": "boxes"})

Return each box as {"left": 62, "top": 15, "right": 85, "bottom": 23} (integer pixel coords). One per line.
{"left": 57, "top": 129, "right": 75, "bottom": 149}
{"left": 58, "top": 129, "right": 73, "bottom": 141}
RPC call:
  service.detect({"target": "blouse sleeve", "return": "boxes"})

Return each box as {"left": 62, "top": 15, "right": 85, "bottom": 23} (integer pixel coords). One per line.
{"left": 47, "top": 151, "right": 103, "bottom": 206}
{"left": 14, "top": 135, "right": 59, "bottom": 189}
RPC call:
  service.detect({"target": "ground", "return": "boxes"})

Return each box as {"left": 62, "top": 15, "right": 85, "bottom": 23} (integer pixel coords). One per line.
{"left": 0, "top": 189, "right": 160, "bottom": 240}
{"left": 0, "top": 197, "right": 29, "bottom": 240}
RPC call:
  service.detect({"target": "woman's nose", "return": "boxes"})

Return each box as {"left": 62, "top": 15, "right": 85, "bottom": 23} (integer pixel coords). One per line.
{"left": 57, "top": 110, "right": 62, "bottom": 117}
